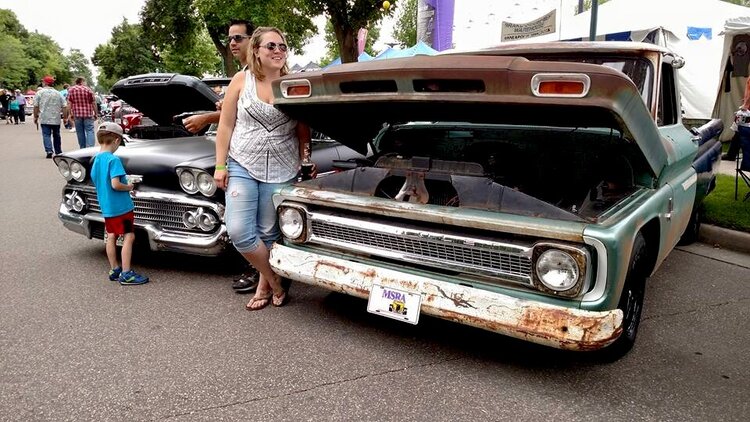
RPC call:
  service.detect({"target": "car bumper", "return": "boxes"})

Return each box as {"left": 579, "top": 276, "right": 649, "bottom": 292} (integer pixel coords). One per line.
{"left": 270, "top": 244, "right": 624, "bottom": 351}
{"left": 59, "top": 204, "right": 229, "bottom": 256}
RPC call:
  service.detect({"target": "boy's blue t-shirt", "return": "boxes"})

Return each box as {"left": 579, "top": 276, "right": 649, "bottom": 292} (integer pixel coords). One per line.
{"left": 8, "top": 100, "right": 19, "bottom": 111}
{"left": 91, "top": 151, "right": 134, "bottom": 217}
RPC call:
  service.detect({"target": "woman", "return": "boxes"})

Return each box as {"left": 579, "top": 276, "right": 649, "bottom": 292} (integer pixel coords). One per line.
{"left": 214, "top": 27, "right": 311, "bottom": 311}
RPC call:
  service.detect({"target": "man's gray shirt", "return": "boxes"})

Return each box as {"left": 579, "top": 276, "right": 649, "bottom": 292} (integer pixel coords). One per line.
{"left": 34, "top": 87, "right": 66, "bottom": 125}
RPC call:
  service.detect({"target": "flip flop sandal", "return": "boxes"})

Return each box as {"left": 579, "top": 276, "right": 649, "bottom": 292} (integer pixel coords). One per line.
{"left": 245, "top": 294, "right": 272, "bottom": 311}
{"left": 272, "top": 290, "right": 290, "bottom": 307}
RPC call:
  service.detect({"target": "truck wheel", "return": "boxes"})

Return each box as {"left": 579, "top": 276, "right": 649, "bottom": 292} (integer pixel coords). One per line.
{"left": 597, "top": 232, "right": 647, "bottom": 361}
{"left": 678, "top": 205, "right": 702, "bottom": 245}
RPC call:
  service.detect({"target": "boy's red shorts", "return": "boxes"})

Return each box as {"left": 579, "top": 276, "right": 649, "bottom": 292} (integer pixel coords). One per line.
{"left": 104, "top": 211, "right": 135, "bottom": 235}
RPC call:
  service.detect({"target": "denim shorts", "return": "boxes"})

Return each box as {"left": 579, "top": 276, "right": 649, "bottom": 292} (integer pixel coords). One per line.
{"left": 225, "top": 159, "right": 293, "bottom": 253}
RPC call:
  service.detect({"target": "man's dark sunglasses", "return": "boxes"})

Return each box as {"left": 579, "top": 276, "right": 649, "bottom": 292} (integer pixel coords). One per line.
{"left": 262, "top": 42, "right": 288, "bottom": 52}
{"left": 226, "top": 34, "right": 250, "bottom": 43}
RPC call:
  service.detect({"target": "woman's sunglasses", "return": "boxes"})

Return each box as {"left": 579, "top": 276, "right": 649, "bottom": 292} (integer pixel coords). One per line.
{"left": 261, "top": 42, "right": 288, "bottom": 52}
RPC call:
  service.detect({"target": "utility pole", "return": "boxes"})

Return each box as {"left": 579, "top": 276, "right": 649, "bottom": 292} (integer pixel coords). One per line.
{"left": 589, "top": 0, "right": 599, "bottom": 41}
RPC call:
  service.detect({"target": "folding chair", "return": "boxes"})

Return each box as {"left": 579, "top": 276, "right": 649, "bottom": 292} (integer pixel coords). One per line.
{"left": 736, "top": 139, "right": 750, "bottom": 201}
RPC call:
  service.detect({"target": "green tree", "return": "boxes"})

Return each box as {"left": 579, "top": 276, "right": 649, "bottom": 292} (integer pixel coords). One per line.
{"left": 92, "top": 19, "right": 162, "bottom": 91}
{"left": 319, "top": 20, "right": 380, "bottom": 67}
{"left": 141, "top": 0, "right": 316, "bottom": 76}
{"left": 300, "top": 0, "right": 395, "bottom": 64}
{"left": 160, "top": 28, "right": 222, "bottom": 76}
{"left": 25, "top": 32, "right": 71, "bottom": 88}
{"left": 393, "top": 0, "right": 416, "bottom": 47}
{"left": 65, "top": 49, "right": 93, "bottom": 85}
{"left": 722, "top": 0, "right": 750, "bottom": 5}
{"left": 0, "top": 33, "right": 27, "bottom": 88}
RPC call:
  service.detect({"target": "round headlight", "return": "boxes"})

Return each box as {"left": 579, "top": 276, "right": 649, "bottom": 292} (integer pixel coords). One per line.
{"left": 179, "top": 170, "right": 198, "bottom": 194}
{"left": 58, "top": 160, "right": 71, "bottom": 180}
{"left": 70, "top": 161, "right": 86, "bottom": 182}
{"left": 536, "top": 249, "right": 579, "bottom": 291}
{"left": 197, "top": 172, "right": 217, "bottom": 196}
{"left": 279, "top": 207, "right": 304, "bottom": 240}
{"left": 182, "top": 210, "right": 198, "bottom": 229}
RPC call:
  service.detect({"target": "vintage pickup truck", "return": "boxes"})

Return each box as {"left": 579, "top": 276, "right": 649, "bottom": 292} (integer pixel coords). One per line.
{"left": 267, "top": 42, "right": 722, "bottom": 359}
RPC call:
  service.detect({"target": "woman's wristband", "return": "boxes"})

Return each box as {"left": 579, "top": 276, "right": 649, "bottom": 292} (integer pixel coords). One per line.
{"left": 215, "top": 164, "right": 227, "bottom": 171}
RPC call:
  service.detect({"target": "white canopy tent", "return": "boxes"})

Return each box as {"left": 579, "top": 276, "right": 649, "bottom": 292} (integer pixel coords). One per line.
{"left": 712, "top": 17, "right": 750, "bottom": 141}
{"left": 551, "top": 0, "right": 750, "bottom": 119}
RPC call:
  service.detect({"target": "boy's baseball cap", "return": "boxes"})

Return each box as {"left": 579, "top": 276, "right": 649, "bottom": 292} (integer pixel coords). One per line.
{"left": 42, "top": 75, "right": 55, "bottom": 85}
{"left": 97, "top": 122, "right": 124, "bottom": 137}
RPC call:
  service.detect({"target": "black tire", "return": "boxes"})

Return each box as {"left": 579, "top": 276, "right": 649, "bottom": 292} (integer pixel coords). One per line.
{"left": 597, "top": 232, "right": 648, "bottom": 361}
{"left": 678, "top": 204, "right": 702, "bottom": 245}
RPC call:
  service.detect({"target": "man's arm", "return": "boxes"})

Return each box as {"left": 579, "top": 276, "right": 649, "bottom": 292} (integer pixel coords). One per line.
{"left": 183, "top": 111, "right": 220, "bottom": 134}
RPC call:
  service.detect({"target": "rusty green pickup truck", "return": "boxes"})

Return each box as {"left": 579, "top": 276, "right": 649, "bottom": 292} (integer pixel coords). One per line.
{"left": 269, "top": 42, "right": 722, "bottom": 359}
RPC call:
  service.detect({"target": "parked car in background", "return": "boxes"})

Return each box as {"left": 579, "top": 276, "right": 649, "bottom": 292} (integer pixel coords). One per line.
{"left": 267, "top": 42, "right": 721, "bottom": 359}
{"left": 54, "top": 73, "right": 366, "bottom": 256}
{"left": 24, "top": 94, "right": 34, "bottom": 115}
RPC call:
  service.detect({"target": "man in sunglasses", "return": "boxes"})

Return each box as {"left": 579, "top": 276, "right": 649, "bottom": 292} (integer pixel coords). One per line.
{"left": 182, "top": 19, "right": 260, "bottom": 294}
{"left": 182, "top": 19, "right": 251, "bottom": 135}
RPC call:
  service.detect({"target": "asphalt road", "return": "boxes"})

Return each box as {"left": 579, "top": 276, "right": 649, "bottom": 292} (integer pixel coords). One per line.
{"left": 1, "top": 122, "right": 749, "bottom": 421}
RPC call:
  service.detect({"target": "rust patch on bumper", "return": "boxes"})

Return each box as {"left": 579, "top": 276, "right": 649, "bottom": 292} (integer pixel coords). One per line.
{"left": 271, "top": 244, "right": 623, "bottom": 351}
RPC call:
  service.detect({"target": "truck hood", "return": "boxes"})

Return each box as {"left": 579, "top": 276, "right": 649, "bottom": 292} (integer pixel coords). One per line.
{"left": 111, "top": 73, "right": 220, "bottom": 126}
{"left": 273, "top": 55, "right": 669, "bottom": 179}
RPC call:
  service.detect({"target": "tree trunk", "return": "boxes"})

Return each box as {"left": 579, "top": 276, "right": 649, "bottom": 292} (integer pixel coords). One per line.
{"left": 208, "top": 27, "right": 237, "bottom": 77}
{"left": 332, "top": 16, "right": 358, "bottom": 63}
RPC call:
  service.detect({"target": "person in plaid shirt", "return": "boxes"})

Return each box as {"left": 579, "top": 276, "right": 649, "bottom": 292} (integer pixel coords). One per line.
{"left": 66, "top": 77, "right": 98, "bottom": 148}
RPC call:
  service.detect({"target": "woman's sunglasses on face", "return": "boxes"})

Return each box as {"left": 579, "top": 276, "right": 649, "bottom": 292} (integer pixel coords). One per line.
{"left": 261, "top": 42, "right": 288, "bottom": 52}
{"left": 226, "top": 34, "right": 249, "bottom": 43}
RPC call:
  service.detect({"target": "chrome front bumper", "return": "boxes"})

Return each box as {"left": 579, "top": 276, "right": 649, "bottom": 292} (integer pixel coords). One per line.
{"left": 270, "top": 244, "right": 624, "bottom": 351}
{"left": 58, "top": 204, "right": 229, "bottom": 256}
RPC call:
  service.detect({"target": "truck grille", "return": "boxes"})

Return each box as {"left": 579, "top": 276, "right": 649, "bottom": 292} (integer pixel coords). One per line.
{"left": 309, "top": 214, "right": 533, "bottom": 284}
{"left": 76, "top": 190, "right": 217, "bottom": 233}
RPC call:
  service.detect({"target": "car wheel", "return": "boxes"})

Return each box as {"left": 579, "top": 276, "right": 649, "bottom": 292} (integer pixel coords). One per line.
{"left": 597, "top": 232, "right": 648, "bottom": 361}
{"left": 678, "top": 204, "right": 702, "bottom": 245}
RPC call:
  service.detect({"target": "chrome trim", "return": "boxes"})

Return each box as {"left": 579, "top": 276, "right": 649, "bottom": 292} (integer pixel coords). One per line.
{"left": 58, "top": 203, "right": 229, "bottom": 256}
{"left": 582, "top": 236, "right": 608, "bottom": 302}
{"left": 280, "top": 79, "right": 311, "bottom": 98}
{"left": 530, "top": 242, "right": 591, "bottom": 297}
{"left": 306, "top": 211, "right": 533, "bottom": 284}
{"left": 63, "top": 185, "right": 225, "bottom": 233}
{"left": 530, "top": 73, "right": 591, "bottom": 98}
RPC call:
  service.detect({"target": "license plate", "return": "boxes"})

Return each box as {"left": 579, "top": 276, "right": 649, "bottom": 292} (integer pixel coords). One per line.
{"left": 104, "top": 233, "right": 125, "bottom": 247}
{"left": 367, "top": 283, "right": 422, "bottom": 325}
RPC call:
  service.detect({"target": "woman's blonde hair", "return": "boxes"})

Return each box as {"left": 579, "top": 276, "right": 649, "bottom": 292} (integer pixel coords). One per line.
{"left": 248, "top": 26, "right": 289, "bottom": 81}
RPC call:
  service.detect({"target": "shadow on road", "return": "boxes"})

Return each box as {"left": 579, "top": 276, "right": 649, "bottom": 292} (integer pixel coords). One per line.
{"left": 315, "top": 291, "right": 613, "bottom": 368}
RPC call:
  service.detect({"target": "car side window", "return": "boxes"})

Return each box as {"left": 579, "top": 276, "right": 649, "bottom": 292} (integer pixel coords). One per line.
{"left": 657, "top": 63, "right": 678, "bottom": 126}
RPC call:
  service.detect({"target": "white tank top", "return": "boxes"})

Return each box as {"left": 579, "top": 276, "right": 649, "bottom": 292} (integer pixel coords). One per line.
{"left": 228, "top": 71, "right": 299, "bottom": 182}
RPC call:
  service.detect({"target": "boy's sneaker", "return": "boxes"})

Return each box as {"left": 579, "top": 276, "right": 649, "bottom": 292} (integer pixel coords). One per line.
{"left": 108, "top": 266, "right": 122, "bottom": 281}
{"left": 118, "top": 270, "right": 149, "bottom": 285}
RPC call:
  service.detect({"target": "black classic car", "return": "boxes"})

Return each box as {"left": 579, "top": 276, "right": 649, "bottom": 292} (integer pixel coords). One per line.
{"left": 55, "top": 73, "right": 365, "bottom": 256}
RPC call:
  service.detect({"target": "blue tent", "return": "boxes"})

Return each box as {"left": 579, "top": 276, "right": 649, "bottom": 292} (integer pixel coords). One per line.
{"left": 373, "top": 46, "right": 404, "bottom": 60}
{"left": 400, "top": 41, "right": 438, "bottom": 57}
{"left": 323, "top": 52, "right": 373, "bottom": 69}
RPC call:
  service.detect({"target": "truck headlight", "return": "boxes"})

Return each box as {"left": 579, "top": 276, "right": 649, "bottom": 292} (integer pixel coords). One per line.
{"left": 532, "top": 243, "right": 589, "bottom": 297}
{"left": 278, "top": 206, "right": 306, "bottom": 242}
{"left": 536, "top": 250, "right": 579, "bottom": 291}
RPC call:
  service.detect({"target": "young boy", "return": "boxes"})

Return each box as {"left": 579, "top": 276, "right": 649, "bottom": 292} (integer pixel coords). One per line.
{"left": 91, "top": 122, "right": 149, "bottom": 285}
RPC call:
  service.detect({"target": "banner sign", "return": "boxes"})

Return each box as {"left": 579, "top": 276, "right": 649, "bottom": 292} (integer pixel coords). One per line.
{"left": 501, "top": 10, "right": 556, "bottom": 42}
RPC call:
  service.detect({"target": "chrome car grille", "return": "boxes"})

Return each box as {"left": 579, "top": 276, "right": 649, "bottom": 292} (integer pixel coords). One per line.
{"left": 75, "top": 189, "right": 218, "bottom": 233}
{"left": 308, "top": 213, "right": 533, "bottom": 284}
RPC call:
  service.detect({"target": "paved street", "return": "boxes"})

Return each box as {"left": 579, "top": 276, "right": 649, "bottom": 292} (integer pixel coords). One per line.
{"left": 1, "top": 121, "right": 749, "bottom": 421}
